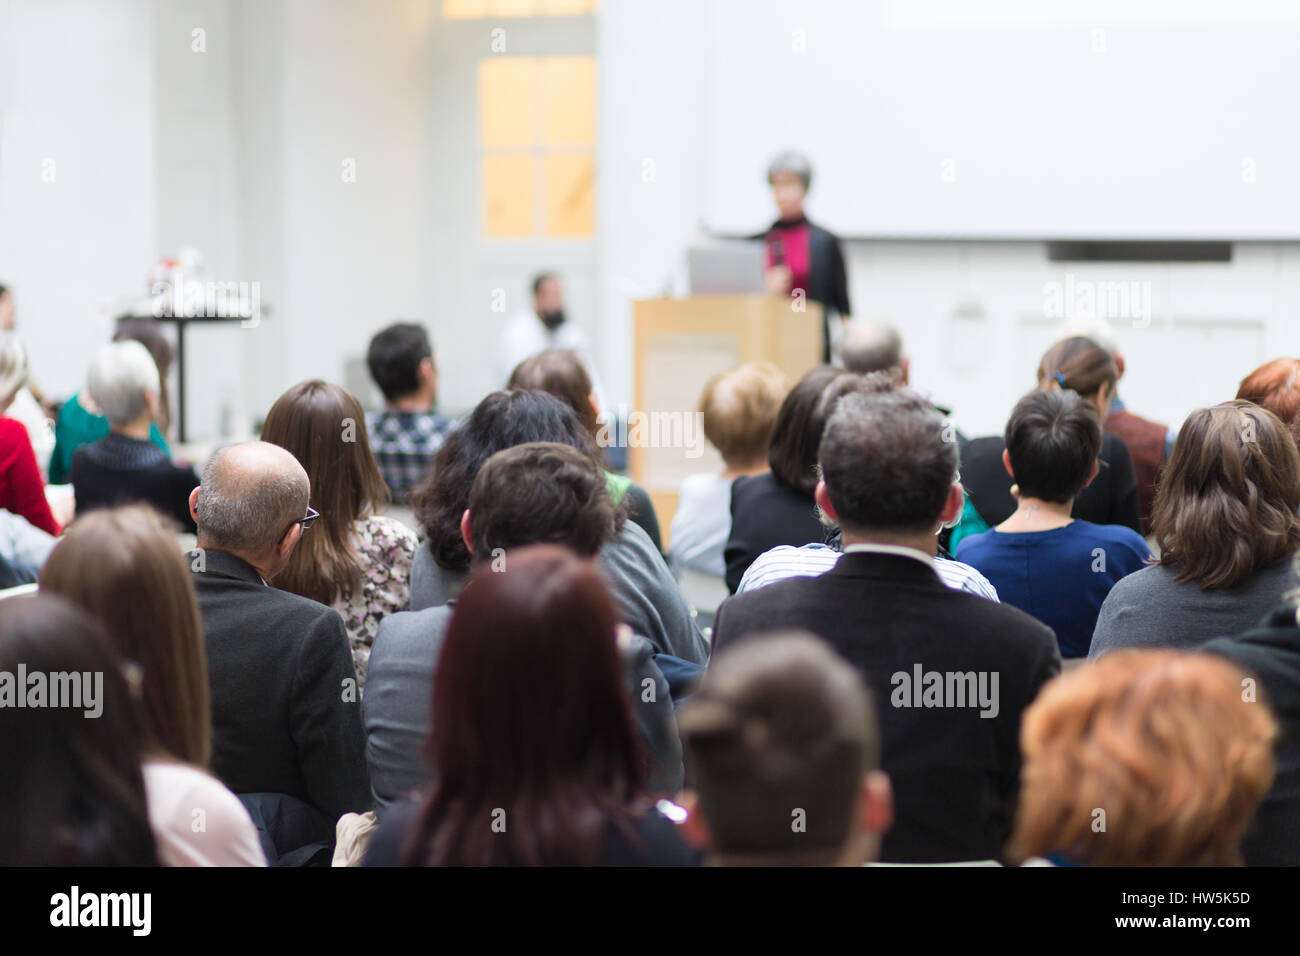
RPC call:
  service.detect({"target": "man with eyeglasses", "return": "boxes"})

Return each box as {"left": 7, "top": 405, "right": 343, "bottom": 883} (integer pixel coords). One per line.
{"left": 186, "top": 441, "right": 371, "bottom": 860}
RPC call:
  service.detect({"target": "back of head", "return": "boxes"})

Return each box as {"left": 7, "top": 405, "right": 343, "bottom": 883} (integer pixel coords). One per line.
{"left": 411, "top": 389, "right": 607, "bottom": 571}
{"left": 0, "top": 594, "right": 157, "bottom": 866}
{"left": 507, "top": 349, "right": 597, "bottom": 435}
{"left": 0, "top": 332, "right": 29, "bottom": 406}
{"left": 112, "top": 318, "right": 173, "bottom": 433}
{"left": 194, "top": 440, "right": 310, "bottom": 556}
{"left": 1036, "top": 336, "right": 1118, "bottom": 401}
{"left": 1237, "top": 358, "right": 1300, "bottom": 447}
{"left": 1008, "top": 649, "right": 1275, "bottom": 866}
{"left": 679, "top": 631, "right": 877, "bottom": 858}
{"left": 768, "top": 366, "right": 882, "bottom": 496}
{"left": 412, "top": 545, "right": 642, "bottom": 865}
{"left": 1152, "top": 400, "right": 1300, "bottom": 589}
{"left": 818, "top": 387, "right": 958, "bottom": 535}
{"left": 468, "top": 442, "right": 616, "bottom": 563}
{"left": 699, "top": 362, "right": 791, "bottom": 468}
{"left": 1004, "top": 389, "right": 1102, "bottom": 503}
{"left": 88, "top": 339, "right": 161, "bottom": 426}
{"left": 39, "top": 505, "right": 211, "bottom": 766}
{"left": 366, "top": 322, "right": 432, "bottom": 403}
{"left": 1058, "top": 317, "right": 1120, "bottom": 358}
{"left": 840, "top": 319, "right": 903, "bottom": 376}
{"left": 261, "top": 380, "right": 389, "bottom": 604}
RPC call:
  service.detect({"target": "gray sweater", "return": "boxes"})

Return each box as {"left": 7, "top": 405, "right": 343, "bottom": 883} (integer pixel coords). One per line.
{"left": 409, "top": 520, "right": 710, "bottom": 665}
{"left": 1089, "top": 558, "right": 1298, "bottom": 658}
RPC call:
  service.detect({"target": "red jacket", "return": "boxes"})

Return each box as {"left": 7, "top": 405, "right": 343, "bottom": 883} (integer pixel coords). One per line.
{"left": 1105, "top": 409, "right": 1167, "bottom": 532}
{"left": 0, "top": 416, "right": 61, "bottom": 536}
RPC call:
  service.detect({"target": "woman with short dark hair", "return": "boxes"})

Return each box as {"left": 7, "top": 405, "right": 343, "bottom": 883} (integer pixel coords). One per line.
{"left": 363, "top": 545, "right": 697, "bottom": 867}
{"left": 1090, "top": 400, "right": 1300, "bottom": 657}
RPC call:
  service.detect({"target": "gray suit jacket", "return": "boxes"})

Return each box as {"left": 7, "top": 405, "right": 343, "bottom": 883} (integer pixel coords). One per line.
{"left": 363, "top": 603, "right": 684, "bottom": 813}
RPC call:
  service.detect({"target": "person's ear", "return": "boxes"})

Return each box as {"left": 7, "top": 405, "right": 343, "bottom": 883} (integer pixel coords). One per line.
{"left": 1002, "top": 447, "right": 1015, "bottom": 479}
{"left": 938, "top": 481, "right": 964, "bottom": 527}
{"left": 858, "top": 771, "right": 893, "bottom": 837}
{"left": 676, "top": 790, "right": 713, "bottom": 853}
{"left": 188, "top": 486, "right": 201, "bottom": 524}
{"left": 1082, "top": 459, "right": 1100, "bottom": 489}
{"left": 142, "top": 389, "right": 158, "bottom": 419}
{"left": 898, "top": 356, "right": 910, "bottom": 385}
{"left": 813, "top": 480, "right": 839, "bottom": 524}
{"left": 278, "top": 522, "right": 302, "bottom": 558}
{"left": 460, "top": 509, "right": 473, "bottom": 556}
{"left": 1114, "top": 352, "right": 1126, "bottom": 379}
{"left": 588, "top": 393, "right": 600, "bottom": 422}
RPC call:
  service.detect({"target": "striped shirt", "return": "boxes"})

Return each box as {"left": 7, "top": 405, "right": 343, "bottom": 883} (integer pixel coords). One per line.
{"left": 737, "top": 542, "right": 1000, "bottom": 601}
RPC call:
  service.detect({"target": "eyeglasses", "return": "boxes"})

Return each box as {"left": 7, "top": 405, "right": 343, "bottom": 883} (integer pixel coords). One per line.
{"left": 295, "top": 506, "right": 320, "bottom": 531}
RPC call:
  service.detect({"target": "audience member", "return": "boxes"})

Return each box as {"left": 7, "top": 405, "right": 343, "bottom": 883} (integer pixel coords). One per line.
{"left": 840, "top": 318, "right": 908, "bottom": 381}
{"left": 70, "top": 340, "right": 198, "bottom": 531}
{"left": 364, "top": 442, "right": 682, "bottom": 811}
{"left": 1062, "top": 317, "right": 1173, "bottom": 529}
{"left": 409, "top": 389, "right": 707, "bottom": 664}
{"left": 364, "top": 545, "right": 698, "bottom": 866}
{"left": 262, "top": 380, "right": 418, "bottom": 687}
{"left": 0, "top": 594, "right": 158, "bottom": 866}
{"left": 1007, "top": 649, "right": 1275, "bottom": 866}
{"left": 1237, "top": 357, "right": 1300, "bottom": 447}
{"left": 1091, "top": 401, "right": 1300, "bottom": 657}
{"left": 956, "top": 389, "right": 1149, "bottom": 658}
{"left": 508, "top": 348, "right": 662, "bottom": 550}
{"left": 187, "top": 441, "right": 371, "bottom": 830}
{"left": 678, "top": 631, "right": 893, "bottom": 866}
{"left": 713, "top": 388, "right": 1060, "bottom": 862}
{"left": 959, "top": 336, "right": 1143, "bottom": 535}
{"left": 0, "top": 334, "right": 60, "bottom": 536}
{"left": 669, "top": 362, "right": 789, "bottom": 580}
{"left": 723, "top": 365, "right": 872, "bottom": 592}
{"left": 1205, "top": 600, "right": 1300, "bottom": 865}
{"left": 364, "top": 322, "right": 452, "bottom": 505}
{"left": 39, "top": 506, "right": 265, "bottom": 866}
{"left": 50, "top": 318, "right": 173, "bottom": 484}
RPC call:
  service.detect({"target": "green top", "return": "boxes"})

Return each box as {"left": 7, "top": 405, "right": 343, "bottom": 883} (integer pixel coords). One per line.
{"left": 48, "top": 391, "right": 170, "bottom": 484}
{"left": 604, "top": 470, "right": 631, "bottom": 505}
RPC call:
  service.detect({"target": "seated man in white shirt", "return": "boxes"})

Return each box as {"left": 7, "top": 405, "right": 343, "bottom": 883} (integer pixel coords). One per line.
{"left": 499, "top": 273, "right": 606, "bottom": 409}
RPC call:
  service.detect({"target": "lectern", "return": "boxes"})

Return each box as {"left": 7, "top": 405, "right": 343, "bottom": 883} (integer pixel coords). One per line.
{"left": 629, "top": 295, "right": 823, "bottom": 542}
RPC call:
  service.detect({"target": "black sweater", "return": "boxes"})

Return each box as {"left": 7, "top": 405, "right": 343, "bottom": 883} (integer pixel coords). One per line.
{"left": 70, "top": 433, "right": 198, "bottom": 532}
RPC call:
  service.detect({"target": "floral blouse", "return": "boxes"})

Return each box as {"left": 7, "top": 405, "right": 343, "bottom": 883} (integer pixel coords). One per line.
{"left": 332, "top": 513, "right": 418, "bottom": 689}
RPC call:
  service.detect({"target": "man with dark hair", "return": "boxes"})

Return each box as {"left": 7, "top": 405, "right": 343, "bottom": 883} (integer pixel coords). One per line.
{"left": 364, "top": 442, "right": 683, "bottom": 813}
{"left": 955, "top": 389, "right": 1149, "bottom": 659}
{"left": 188, "top": 442, "right": 371, "bottom": 837}
{"left": 364, "top": 322, "right": 451, "bottom": 505}
{"left": 499, "top": 273, "right": 604, "bottom": 399}
{"left": 678, "top": 631, "right": 893, "bottom": 866}
{"left": 712, "top": 388, "right": 1060, "bottom": 863}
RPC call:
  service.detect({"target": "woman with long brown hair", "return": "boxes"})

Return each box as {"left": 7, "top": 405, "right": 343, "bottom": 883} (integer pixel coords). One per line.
{"left": 39, "top": 505, "right": 265, "bottom": 865}
{"left": 261, "top": 380, "right": 418, "bottom": 686}
{"left": 363, "top": 545, "right": 697, "bottom": 867}
{"left": 1090, "top": 400, "right": 1300, "bottom": 657}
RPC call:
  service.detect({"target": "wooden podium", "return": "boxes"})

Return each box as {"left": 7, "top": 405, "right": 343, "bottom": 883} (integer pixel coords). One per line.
{"left": 629, "top": 295, "right": 823, "bottom": 543}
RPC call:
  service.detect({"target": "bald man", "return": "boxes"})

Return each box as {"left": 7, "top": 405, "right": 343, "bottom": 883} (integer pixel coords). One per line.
{"left": 840, "top": 319, "right": 908, "bottom": 383}
{"left": 188, "top": 442, "right": 371, "bottom": 849}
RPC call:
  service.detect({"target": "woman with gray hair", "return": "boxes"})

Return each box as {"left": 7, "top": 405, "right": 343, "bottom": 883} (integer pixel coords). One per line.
{"left": 0, "top": 333, "right": 62, "bottom": 537}
{"left": 760, "top": 150, "right": 852, "bottom": 362}
{"left": 68, "top": 340, "right": 199, "bottom": 531}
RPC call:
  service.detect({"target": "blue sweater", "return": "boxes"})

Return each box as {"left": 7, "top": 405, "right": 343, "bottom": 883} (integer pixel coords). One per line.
{"left": 956, "top": 520, "right": 1150, "bottom": 657}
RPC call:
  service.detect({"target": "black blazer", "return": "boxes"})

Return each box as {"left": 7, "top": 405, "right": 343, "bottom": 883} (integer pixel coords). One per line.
{"left": 1205, "top": 607, "right": 1300, "bottom": 866}
{"left": 724, "top": 472, "right": 831, "bottom": 593}
{"left": 959, "top": 430, "right": 1143, "bottom": 535}
{"left": 190, "top": 549, "right": 371, "bottom": 822}
{"left": 70, "top": 433, "right": 198, "bottom": 532}
{"left": 713, "top": 551, "right": 1060, "bottom": 863}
